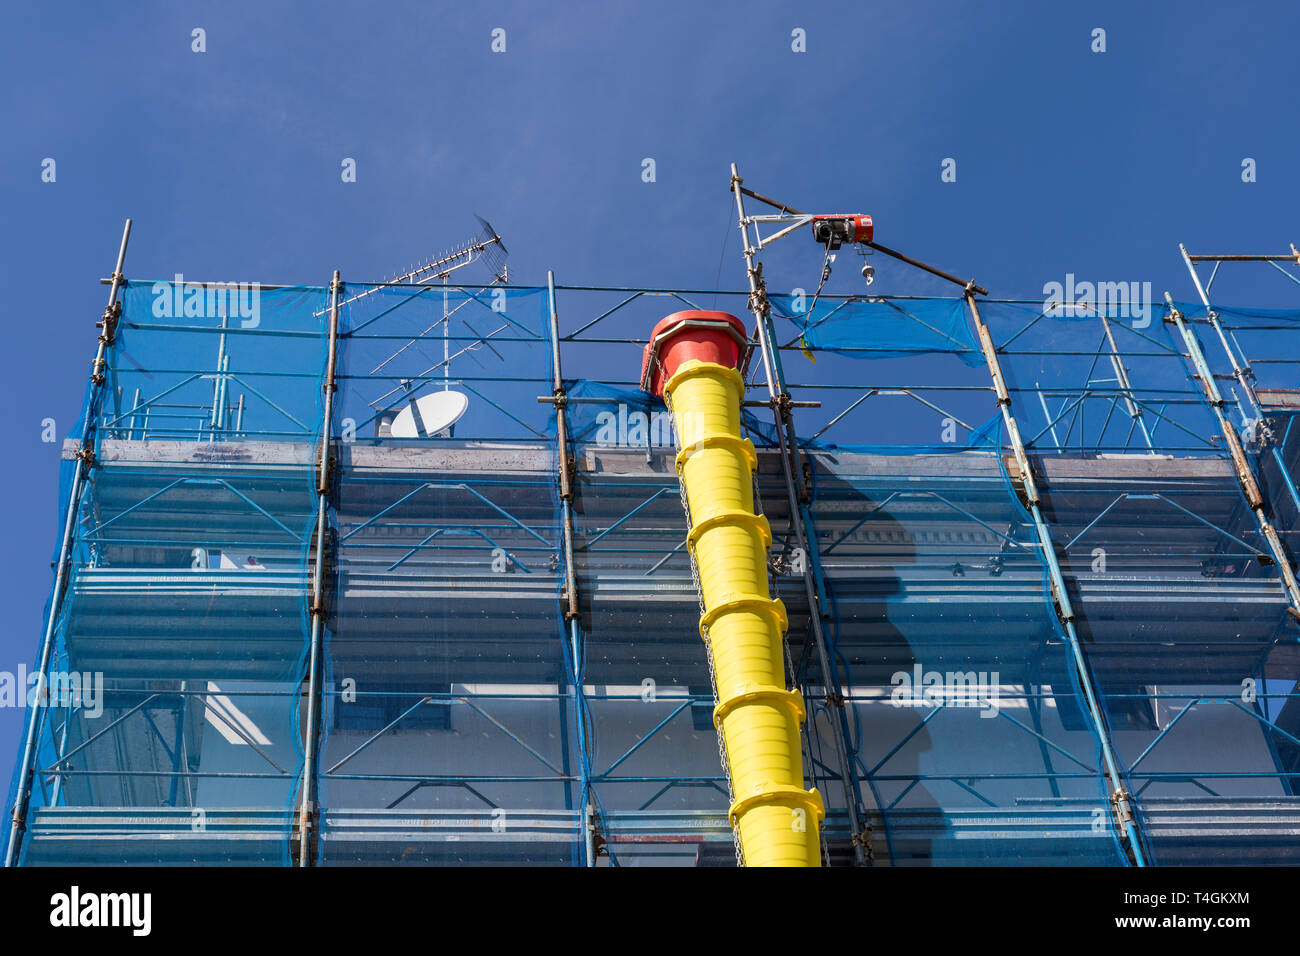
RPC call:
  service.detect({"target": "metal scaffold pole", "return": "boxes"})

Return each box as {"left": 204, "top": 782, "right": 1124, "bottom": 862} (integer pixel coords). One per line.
{"left": 964, "top": 291, "right": 1148, "bottom": 867}
{"left": 1164, "top": 292, "right": 1300, "bottom": 614}
{"left": 1178, "top": 245, "right": 1300, "bottom": 524}
{"left": 6, "top": 219, "right": 132, "bottom": 867}
{"left": 730, "top": 164, "right": 871, "bottom": 865}
{"left": 546, "top": 271, "right": 597, "bottom": 866}
{"left": 1179, "top": 245, "right": 1263, "bottom": 414}
{"left": 298, "top": 269, "right": 342, "bottom": 866}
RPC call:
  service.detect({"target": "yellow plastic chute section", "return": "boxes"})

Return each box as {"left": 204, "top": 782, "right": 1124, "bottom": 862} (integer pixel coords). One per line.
{"left": 642, "top": 311, "right": 823, "bottom": 866}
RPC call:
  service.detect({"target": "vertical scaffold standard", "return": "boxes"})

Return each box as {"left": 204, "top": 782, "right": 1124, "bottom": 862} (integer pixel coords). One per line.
{"left": 642, "top": 310, "right": 824, "bottom": 866}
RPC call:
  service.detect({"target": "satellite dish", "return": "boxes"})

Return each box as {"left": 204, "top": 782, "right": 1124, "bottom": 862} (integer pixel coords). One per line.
{"left": 390, "top": 389, "right": 470, "bottom": 438}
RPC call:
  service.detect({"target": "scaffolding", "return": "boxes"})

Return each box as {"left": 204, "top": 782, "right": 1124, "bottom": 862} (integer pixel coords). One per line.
{"left": 6, "top": 190, "right": 1300, "bottom": 866}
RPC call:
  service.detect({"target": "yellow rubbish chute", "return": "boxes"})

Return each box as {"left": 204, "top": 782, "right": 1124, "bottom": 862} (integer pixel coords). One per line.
{"left": 641, "top": 310, "right": 823, "bottom": 866}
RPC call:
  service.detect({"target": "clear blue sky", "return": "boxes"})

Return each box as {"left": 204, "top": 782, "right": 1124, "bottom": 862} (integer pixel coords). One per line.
{"left": 1, "top": 0, "right": 1298, "bottom": 776}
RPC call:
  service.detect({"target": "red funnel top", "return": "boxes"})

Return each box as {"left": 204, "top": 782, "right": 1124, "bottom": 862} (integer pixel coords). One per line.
{"left": 640, "top": 310, "right": 749, "bottom": 397}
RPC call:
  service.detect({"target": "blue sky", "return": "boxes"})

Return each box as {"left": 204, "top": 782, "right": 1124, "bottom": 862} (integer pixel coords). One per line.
{"left": 1, "top": 0, "right": 1298, "bottom": 776}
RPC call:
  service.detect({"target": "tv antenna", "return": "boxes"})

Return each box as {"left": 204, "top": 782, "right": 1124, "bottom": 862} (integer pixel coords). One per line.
{"left": 354, "top": 217, "right": 511, "bottom": 437}
{"left": 322, "top": 215, "right": 507, "bottom": 316}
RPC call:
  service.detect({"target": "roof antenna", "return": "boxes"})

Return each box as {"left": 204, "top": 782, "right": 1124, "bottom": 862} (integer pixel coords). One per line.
{"left": 318, "top": 216, "right": 507, "bottom": 315}
{"left": 352, "top": 218, "right": 510, "bottom": 438}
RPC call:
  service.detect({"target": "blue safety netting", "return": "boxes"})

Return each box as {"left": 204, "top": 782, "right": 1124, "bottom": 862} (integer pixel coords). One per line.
{"left": 9, "top": 278, "right": 1300, "bottom": 867}
{"left": 989, "top": 296, "right": 1299, "bottom": 864}
{"left": 317, "top": 283, "right": 580, "bottom": 864}
{"left": 569, "top": 461, "right": 725, "bottom": 865}
{"left": 766, "top": 295, "right": 995, "bottom": 451}
{"left": 1180, "top": 301, "right": 1300, "bottom": 396}
{"left": 107, "top": 282, "right": 328, "bottom": 442}
{"left": 987, "top": 299, "right": 1222, "bottom": 456}
{"left": 1259, "top": 411, "right": 1300, "bottom": 534}
{"left": 789, "top": 438, "right": 1125, "bottom": 865}
{"left": 776, "top": 294, "right": 982, "bottom": 366}
{"left": 5, "top": 280, "right": 326, "bottom": 865}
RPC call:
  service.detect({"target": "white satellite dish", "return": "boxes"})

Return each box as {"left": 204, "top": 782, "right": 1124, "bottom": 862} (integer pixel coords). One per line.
{"left": 389, "top": 389, "right": 470, "bottom": 438}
